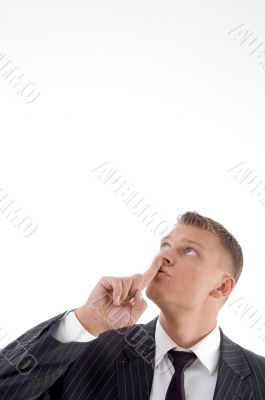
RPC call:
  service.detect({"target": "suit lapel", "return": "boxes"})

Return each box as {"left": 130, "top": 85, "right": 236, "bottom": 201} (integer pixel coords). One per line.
{"left": 116, "top": 318, "right": 255, "bottom": 400}
{"left": 213, "top": 328, "right": 254, "bottom": 400}
{"left": 116, "top": 316, "right": 158, "bottom": 400}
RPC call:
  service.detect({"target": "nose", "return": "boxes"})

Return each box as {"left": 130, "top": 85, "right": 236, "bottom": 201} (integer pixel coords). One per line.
{"left": 160, "top": 249, "right": 174, "bottom": 266}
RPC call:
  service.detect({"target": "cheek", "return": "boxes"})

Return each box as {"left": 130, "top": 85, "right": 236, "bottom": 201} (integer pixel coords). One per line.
{"left": 176, "top": 267, "right": 208, "bottom": 290}
{"left": 168, "top": 271, "right": 199, "bottom": 291}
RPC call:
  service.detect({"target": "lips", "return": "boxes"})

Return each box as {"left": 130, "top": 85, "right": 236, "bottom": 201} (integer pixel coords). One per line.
{"left": 157, "top": 266, "right": 170, "bottom": 276}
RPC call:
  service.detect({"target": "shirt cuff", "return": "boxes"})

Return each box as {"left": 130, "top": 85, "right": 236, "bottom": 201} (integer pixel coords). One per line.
{"left": 51, "top": 309, "right": 98, "bottom": 343}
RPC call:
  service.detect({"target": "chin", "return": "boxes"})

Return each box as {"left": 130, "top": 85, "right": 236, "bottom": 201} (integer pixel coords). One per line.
{"left": 145, "top": 286, "right": 163, "bottom": 306}
{"left": 145, "top": 286, "right": 156, "bottom": 302}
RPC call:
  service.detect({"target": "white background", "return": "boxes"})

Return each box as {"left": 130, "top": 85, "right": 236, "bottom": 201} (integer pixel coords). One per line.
{"left": 0, "top": 0, "right": 265, "bottom": 356}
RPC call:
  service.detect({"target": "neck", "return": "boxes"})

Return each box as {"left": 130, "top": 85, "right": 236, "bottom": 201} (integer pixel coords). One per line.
{"left": 159, "top": 308, "right": 217, "bottom": 348}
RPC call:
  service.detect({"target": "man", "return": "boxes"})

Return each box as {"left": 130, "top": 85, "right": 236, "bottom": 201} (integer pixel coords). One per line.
{"left": 0, "top": 210, "right": 264, "bottom": 399}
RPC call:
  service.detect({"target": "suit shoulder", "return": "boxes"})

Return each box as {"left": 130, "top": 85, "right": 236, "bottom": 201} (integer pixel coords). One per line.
{"left": 236, "top": 341, "right": 265, "bottom": 366}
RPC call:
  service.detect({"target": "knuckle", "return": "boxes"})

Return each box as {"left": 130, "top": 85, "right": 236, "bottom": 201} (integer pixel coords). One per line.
{"left": 100, "top": 275, "right": 111, "bottom": 281}
{"left": 122, "top": 277, "right": 132, "bottom": 286}
{"left": 132, "top": 273, "right": 143, "bottom": 279}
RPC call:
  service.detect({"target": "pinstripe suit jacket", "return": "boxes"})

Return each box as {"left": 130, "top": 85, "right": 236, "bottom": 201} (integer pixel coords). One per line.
{"left": 0, "top": 310, "right": 265, "bottom": 400}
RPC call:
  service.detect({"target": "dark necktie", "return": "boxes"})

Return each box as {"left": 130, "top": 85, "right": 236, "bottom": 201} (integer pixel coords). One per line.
{"left": 165, "top": 349, "right": 197, "bottom": 400}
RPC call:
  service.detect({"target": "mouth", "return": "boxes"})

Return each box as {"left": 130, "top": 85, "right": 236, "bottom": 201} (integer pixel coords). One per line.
{"left": 157, "top": 267, "right": 170, "bottom": 277}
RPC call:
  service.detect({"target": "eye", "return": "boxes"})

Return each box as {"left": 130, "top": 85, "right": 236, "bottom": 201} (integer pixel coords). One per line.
{"left": 184, "top": 247, "right": 197, "bottom": 257}
{"left": 160, "top": 242, "right": 170, "bottom": 249}
{"left": 160, "top": 242, "right": 198, "bottom": 256}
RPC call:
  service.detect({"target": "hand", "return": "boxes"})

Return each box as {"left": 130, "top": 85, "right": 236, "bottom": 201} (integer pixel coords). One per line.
{"left": 74, "top": 255, "right": 163, "bottom": 336}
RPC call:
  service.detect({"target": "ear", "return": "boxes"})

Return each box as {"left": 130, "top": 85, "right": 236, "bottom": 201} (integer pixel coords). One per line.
{"left": 210, "top": 275, "right": 236, "bottom": 300}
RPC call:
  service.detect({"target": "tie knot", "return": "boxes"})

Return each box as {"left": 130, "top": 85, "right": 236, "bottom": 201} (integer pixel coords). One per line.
{"left": 167, "top": 349, "right": 197, "bottom": 374}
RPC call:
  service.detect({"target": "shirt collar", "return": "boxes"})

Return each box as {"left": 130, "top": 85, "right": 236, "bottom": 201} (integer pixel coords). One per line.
{"left": 154, "top": 317, "right": 220, "bottom": 375}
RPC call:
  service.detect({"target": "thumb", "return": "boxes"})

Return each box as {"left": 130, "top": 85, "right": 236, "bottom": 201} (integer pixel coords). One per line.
{"left": 132, "top": 290, "right": 148, "bottom": 313}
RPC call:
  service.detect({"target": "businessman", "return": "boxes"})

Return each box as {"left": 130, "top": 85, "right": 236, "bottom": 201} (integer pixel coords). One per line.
{"left": 0, "top": 210, "right": 265, "bottom": 399}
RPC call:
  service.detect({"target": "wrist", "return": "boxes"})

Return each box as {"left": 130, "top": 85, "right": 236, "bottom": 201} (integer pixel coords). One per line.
{"left": 74, "top": 307, "right": 105, "bottom": 336}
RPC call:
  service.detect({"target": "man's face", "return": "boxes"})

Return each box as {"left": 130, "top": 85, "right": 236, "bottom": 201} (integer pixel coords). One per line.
{"left": 145, "top": 223, "right": 233, "bottom": 312}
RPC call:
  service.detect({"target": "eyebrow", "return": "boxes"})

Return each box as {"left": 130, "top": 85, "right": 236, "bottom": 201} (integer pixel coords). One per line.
{"left": 160, "top": 236, "right": 205, "bottom": 249}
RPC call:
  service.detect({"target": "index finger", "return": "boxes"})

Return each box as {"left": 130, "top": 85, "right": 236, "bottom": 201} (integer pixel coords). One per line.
{"left": 141, "top": 256, "right": 163, "bottom": 289}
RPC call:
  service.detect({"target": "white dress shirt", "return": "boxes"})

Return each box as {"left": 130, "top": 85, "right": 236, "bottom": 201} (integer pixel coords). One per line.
{"left": 149, "top": 319, "right": 220, "bottom": 400}
{"left": 51, "top": 311, "right": 221, "bottom": 400}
